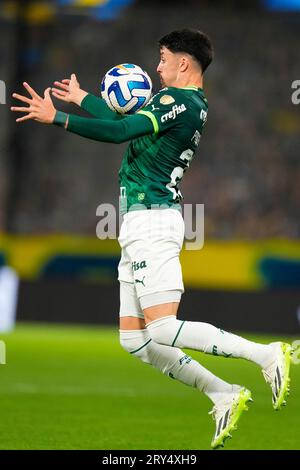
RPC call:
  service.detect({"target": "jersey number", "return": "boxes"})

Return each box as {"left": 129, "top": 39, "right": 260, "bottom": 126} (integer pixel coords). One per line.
{"left": 166, "top": 149, "right": 194, "bottom": 200}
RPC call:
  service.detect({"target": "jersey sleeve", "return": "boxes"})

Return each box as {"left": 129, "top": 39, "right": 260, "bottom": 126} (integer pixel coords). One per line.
{"left": 137, "top": 89, "right": 188, "bottom": 134}
{"left": 66, "top": 112, "right": 154, "bottom": 143}
{"left": 80, "top": 93, "right": 124, "bottom": 120}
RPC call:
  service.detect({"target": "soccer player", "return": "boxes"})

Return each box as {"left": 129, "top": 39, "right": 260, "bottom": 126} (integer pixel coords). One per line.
{"left": 11, "top": 29, "right": 292, "bottom": 449}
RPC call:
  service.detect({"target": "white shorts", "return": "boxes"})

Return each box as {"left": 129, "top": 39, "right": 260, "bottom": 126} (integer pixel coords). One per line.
{"left": 118, "top": 208, "right": 185, "bottom": 318}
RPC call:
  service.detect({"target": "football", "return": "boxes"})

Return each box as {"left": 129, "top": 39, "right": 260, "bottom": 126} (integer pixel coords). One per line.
{"left": 101, "top": 63, "right": 152, "bottom": 114}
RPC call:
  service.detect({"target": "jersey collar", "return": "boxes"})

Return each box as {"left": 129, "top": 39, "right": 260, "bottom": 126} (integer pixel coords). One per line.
{"left": 181, "top": 85, "right": 202, "bottom": 91}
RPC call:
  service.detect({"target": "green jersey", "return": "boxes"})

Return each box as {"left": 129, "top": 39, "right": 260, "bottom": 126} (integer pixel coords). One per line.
{"left": 119, "top": 86, "right": 208, "bottom": 212}
{"left": 65, "top": 87, "right": 208, "bottom": 214}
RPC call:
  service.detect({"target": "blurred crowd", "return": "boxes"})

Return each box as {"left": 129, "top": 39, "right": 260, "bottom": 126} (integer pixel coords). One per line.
{"left": 182, "top": 12, "right": 300, "bottom": 238}
{"left": 0, "top": 3, "right": 299, "bottom": 239}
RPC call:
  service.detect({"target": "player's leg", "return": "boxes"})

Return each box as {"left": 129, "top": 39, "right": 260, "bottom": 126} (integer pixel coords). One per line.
{"left": 119, "top": 281, "right": 236, "bottom": 404}
{"left": 128, "top": 207, "right": 275, "bottom": 368}
{"left": 143, "top": 301, "right": 274, "bottom": 367}
{"left": 119, "top": 282, "right": 253, "bottom": 449}
{"left": 118, "top": 210, "right": 252, "bottom": 448}
{"left": 126, "top": 208, "right": 291, "bottom": 412}
{"left": 142, "top": 302, "right": 292, "bottom": 411}
{"left": 120, "top": 319, "right": 253, "bottom": 450}
{"left": 117, "top": 211, "right": 236, "bottom": 399}
{"left": 120, "top": 317, "right": 237, "bottom": 400}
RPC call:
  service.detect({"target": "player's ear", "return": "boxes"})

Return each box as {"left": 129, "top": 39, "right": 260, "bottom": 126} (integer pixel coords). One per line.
{"left": 179, "top": 55, "right": 189, "bottom": 73}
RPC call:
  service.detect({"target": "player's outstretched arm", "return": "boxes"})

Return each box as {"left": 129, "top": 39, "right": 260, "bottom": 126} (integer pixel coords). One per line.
{"left": 65, "top": 112, "right": 154, "bottom": 143}
{"left": 11, "top": 82, "right": 155, "bottom": 142}
{"left": 52, "top": 74, "right": 123, "bottom": 121}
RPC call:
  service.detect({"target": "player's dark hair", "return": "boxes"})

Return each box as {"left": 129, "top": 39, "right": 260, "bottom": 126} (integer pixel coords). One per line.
{"left": 159, "top": 28, "right": 214, "bottom": 73}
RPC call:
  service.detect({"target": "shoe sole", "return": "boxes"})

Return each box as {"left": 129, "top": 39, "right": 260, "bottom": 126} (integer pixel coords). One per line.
{"left": 211, "top": 388, "right": 253, "bottom": 449}
{"left": 274, "top": 343, "right": 292, "bottom": 411}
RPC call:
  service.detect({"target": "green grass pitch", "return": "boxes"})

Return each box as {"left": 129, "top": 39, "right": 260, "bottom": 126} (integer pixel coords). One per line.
{"left": 0, "top": 323, "right": 299, "bottom": 450}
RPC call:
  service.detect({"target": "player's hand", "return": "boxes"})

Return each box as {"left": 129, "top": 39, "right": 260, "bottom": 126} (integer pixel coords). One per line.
{"left": 52, "top": 73, "right": 88, "bottom": 106}
{"left": 11, "top": 82, "right": 56, "bottom": 124}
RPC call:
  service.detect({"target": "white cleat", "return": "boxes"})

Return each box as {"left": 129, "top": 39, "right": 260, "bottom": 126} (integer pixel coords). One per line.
{"left": 210, "top": 385, "right": 253, "bottom": 449}
{"left": 262, "top": 342, "right": 292, "bottom": 411}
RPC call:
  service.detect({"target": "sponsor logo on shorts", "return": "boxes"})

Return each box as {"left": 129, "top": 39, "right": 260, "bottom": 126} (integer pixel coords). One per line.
{"left": 161, "top": 104, "right": 186, "bottom": 122}
{"left": 132, "top": 260, "right": 147, "bottom": 271}
{"left": 135, "top": 276, "right": 146, "bottom": 287}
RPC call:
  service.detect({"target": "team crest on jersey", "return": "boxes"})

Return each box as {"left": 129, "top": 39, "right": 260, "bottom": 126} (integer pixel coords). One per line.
{"left": 160, "top": 95, "right": 175, "bottom": 105}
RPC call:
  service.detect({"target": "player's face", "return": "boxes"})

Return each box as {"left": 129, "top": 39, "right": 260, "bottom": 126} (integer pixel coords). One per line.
{"left": 157, "top": 47, "right": 181, "bottom": 88}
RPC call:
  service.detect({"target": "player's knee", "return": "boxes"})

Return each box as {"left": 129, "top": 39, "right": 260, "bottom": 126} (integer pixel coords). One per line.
{"left": 119, "top": 335, "right": 131, "bottom": 354}
{"left": 146, "top": 327, "right": 170, "bottom": 346}
{"left": 119, "top": 330, "right": 152, "bottom": 364}
{"left": 146, "top": 316, "right": 181, "bottom": 347}
{"left": 119, "top": 333, "right": 137, "bottom": 354}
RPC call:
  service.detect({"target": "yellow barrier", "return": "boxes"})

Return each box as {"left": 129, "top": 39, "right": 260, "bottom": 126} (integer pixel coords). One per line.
{"left": 0, "top": 235, "right": 300, "bottom": 289}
